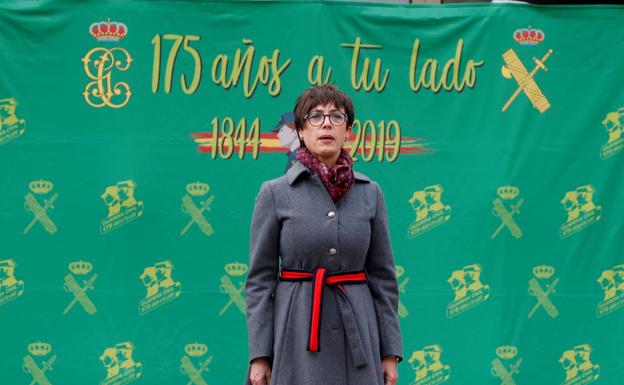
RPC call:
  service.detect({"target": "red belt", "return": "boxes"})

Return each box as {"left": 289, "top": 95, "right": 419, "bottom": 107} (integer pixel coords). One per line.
{"left": 279, "top": 267, "right": 367, "bottom": 353}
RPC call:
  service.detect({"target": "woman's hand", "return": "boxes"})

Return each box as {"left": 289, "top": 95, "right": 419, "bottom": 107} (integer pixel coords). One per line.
{"left": 249, "top": 357, "right": 272, "bottom": 385}
{"left": 381, "top": 355, "right": 399, "bottom": 385}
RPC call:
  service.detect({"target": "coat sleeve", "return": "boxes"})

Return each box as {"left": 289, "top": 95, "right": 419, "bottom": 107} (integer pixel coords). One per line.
{"left": 365, "top": 182, "right": 404, "bottom": 363}
{"left": 245, "top": 181, "right": 280, "bottom": 364}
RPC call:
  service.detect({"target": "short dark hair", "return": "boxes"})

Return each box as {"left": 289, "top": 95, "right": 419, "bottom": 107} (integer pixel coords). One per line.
{"left": 293, "top": 84, "right": 355, "bottom": 133}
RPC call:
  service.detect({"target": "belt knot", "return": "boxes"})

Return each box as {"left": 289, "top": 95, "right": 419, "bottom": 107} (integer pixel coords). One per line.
{"left": 279, "top": 267, "right": 369, "bottom": 367}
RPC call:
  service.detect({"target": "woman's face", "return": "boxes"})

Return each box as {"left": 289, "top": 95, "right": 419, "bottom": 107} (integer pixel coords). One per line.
{"left": 299, "top": 103, "right": 351, "bottom": 166}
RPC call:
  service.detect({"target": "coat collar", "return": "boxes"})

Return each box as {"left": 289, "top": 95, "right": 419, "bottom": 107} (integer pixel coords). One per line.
{"left": 286, "top": 160, "right": 370, "bottom": 185}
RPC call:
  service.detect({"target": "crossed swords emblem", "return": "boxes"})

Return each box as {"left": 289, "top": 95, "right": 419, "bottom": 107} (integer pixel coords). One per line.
{"left": 24, "top": 192, "right": 58, "bottom": 234}
{"left": 180, "top": 355, "right": 213, "bottom": 385}
{"left": 491, "top": 197, "right": 524, "bottom": 239}
{"left": 396, "top": 267, "right": 409, "bottom": 318}
{"left": 63, "top": 273, "right": 98, "bottom": 315}
{"left": 501, "top": 48, "right": 553, "bottom": 113}
{"left": 491, "top": 357, "right": 522, "bottom": 385}
{"left": 528, "top": 276, "right": 559, "bottom": 318}
{"left": 23, "top": 354, "right": 57, "bottom": 385}
{"left": 181, "top": 195, "right": 214, "bottom": 236}
{"left": 219, "top": 275, "right": 246, "bottom": 316}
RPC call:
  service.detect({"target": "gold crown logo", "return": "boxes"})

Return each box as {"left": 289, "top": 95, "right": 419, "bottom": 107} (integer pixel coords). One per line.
{"left": 69, "top": 260, "right": 93, "bottom": 275}
{"left": 395, "top": 266, "right": 404, "bottom": 278}
{"left": 513, "top": 27, "right": 544, "bottom": 45}
{"left": 225, "top": 262, "right": 248, "bottom": 276}
{"left": 497, "top": 185, "right": 519, "bottom": 200}
{"left": 29, "top": 180, "right": 53, "bottom": 194}
{"left": 185, "top": 343, "right": 208, "bottom": 357}
{"left": 186, "top": 182, "right": 210, "bottom": 197}
{"left": 533, "top": 265, "right": 555, "bottom": 279}
{"left": 496, "top": 345, "right": 518, "bottom": 359}
{"left": 28, "top": 342, "right": 52, "bottom": 356}
{"left": 89, "top": 18, "right": 128, "bottom": 42}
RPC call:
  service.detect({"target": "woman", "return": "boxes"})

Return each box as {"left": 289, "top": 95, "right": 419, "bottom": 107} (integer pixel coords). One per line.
{"left": 245, "top": 85, "right": 403, "bottom": 385}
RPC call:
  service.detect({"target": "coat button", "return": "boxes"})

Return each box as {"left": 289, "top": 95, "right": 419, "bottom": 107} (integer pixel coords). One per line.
{"left": 329, "top": 248, "right": 337, "bottom": 256}
{"left": 327, "top": 211, "right": 336, "bottom": 218}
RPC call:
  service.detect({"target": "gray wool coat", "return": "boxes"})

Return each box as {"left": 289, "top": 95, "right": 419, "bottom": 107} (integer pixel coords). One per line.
{"left": 244, "top": 161, "right": 403, "bottom": 385}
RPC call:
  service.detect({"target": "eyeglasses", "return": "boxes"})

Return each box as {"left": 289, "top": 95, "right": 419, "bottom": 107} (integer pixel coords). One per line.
{"left": 304, "top": 111, "right": 348, "bottom": 127}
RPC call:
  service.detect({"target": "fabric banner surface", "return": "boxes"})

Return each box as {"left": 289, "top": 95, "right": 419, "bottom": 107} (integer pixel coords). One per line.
{"left": 0, "top": 1, "right": 623, "bottom": 384}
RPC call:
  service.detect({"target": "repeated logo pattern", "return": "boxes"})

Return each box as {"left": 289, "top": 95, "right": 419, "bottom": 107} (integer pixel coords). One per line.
{"left": 596, "top": 264, "right": 624, "bottom": 318}
{"left": 491, "top": 345, "right": 522, "bottom": 385}
{"left": 100, "top": 180, "right": 143, "bottom": 234}
{"left": 396, "top": 265, "right": 410, "bottom": 318}
{"left": 99, "top": 342, "right": 142, "bottom": 385}
{"left": 600, "top": 107, "right": 624, "bottom": 159}
{"left": 407, "top": 184, "right": 451, "bottom": 238}
{"left": 447, "top": 264, "right": 490, "bottom": 318}
{"left": 23, "top": 342, "right": 56, "bottom": 385}
{"left": 559, "top": 344, "right": 600, "bottom": 385}
{"left": 528, "top": 264, "right": 559, "bottom": 319}
{"left": 491, "top": 185, "right": 523, "bottom": 239}
{"left": 24, "top": 180, "right": 58, "bottom": 235}
{"left": 219, "top": 262, "right": 247, "bottom": 316}
{"left": 0, "top": 259, "right": 24, "bottom": 306}
{"left": 180, "top": 343, "right": 213, "bottom": 385}
{"left": 407, "top": 344, "right": 450, "bottom": 385}
{"left": 0, "top": 97, "right": 26, "bottom": 145}
{"left": 180, "top": 182, "right": 215, "bottom": 237}
{"left": 63, "top": 260, "right": 98, "bottom": 315}
{"left": 559, "top": 185, "right": 602, "bottom": 238}
{"left": 138, "top": 261, "right": 182, "bottom": 315}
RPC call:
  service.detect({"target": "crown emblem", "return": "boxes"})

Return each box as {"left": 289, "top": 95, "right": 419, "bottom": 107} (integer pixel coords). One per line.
{"left": 29, "top": 179, "right": 53, "bottom": 194}
{"left": 496, "top": 345, "right": 518, "bottom": 360}
{"left": 514, "top": 27, "right": 544, "bottom": 45}
{"left": 225, "top": 262, "right": 248, "bottom": 276}
{"left": 89, "top": 18, "right": 128, "bottom": 42}
{"left": 69, "top": 260, "right": 93, "bottom": 275}
{"left": 533, "top": 264, "right": 555, "bottom": 279}
{"left": 186, "top": 182, "right": 210, "bottom": 197}
{"left": 497, "top": 185, "right": 519, "bottom": 200}
{"left": 28, "top": 342, "right": 52, "bottom": 356}
{"left": 185, "top": 343, "right": 208, "bottom": 357}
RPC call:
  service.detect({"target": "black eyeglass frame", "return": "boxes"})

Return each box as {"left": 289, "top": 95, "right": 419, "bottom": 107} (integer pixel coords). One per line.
{"left": 303, "top": 111, "right": 348, "bottom": 127}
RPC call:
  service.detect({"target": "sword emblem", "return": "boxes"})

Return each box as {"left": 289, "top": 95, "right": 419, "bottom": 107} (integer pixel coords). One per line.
{"left": 24, "top": 191, "right": 58, "bottom": 234}
{"left": 181, "top": 182, "right": 214, "bottom": 236}
{"left": 23, "top": 354, "right": 57, "bottom": 385}
{"left": 23, "top": 342, "right": 56, "bottom": 385}
{"left": 63, "top": 260, "right": 97, "bottom": 315}
{"left": 219, "top": 275, "right": 246, "bottom": 315}
{"left": 492, "top": 198, "right": 523, "bottom": 239}
{"left": 219, "top": 262, "right": 248, "bottom": 316}
{"left": 396, "top": 266, "right": 409, "bottom": 318}
{"left": 501, "top": 48, "right": 553, "bottom": 113}
{"left": 63, "top": 273, "right": 98, "bottom": 315}
{"left": 491, "top": 357, "right": 522, "bottom": 385}
{"left": 491, "top": 186, "right": 523, "bottom": 239}
{"left": 181, "top": 195, "right": 214, "bottom": 236}
{"left": 528, "top": 265, "right": 559, "bottom": 318}
{"left": 180, "top": 355, "right": 212, "bottom": 385}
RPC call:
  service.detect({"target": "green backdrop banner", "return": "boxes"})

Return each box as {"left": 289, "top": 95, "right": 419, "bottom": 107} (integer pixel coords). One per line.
{"left": 1, "top": 1, "right": 623, "bottom": 384}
